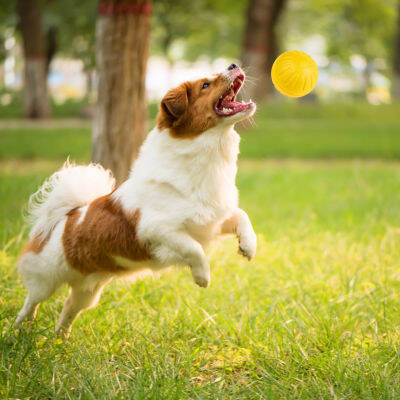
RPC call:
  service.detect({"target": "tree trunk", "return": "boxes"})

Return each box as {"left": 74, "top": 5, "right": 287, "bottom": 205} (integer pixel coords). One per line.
{"left": 45, "top": 26, "right": 58, "bottom": 75}
{"left": 242, "top": 0, "right": 287, "bottom": 101}
{"left": 92, "top": 0, "right": 152, "bottom": 184}
{"left": 16, "top": 0, "right": 51, "bottom": 118}
{"left": 393, "top": 0, "right": 400, "bottom": 99}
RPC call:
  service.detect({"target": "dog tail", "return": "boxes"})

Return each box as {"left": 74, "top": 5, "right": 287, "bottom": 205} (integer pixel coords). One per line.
{"left": 26, "top": 160, "right": 116, "bottom": 241}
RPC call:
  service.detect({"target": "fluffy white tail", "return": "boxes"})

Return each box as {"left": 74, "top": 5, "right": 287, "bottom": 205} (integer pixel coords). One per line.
{"left": 26, "top": 160, "right": 116, "bottom": 240}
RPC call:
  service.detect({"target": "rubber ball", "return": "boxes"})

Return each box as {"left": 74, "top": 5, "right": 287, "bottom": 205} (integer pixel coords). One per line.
{"left": 271, "top": 50, "right": 318, "bottom": 97}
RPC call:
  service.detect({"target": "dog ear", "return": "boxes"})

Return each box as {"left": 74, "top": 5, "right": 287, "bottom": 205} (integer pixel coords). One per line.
{"left": 161, "top": 84, "right": 188, "bottom": 119}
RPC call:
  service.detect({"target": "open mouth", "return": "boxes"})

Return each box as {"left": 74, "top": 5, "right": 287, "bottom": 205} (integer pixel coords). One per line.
{"left": 214, "top": 74, "right": 254, "bottom": 117}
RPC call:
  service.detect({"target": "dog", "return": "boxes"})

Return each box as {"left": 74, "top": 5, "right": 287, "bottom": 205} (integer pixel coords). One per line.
{"left": 15, "top": 63, "right": 257, "bottom": 337}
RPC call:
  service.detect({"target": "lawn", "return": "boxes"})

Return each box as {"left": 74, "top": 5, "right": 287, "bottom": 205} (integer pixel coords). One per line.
{"left": 1, "top": 102, "right": 400, "bottom": 161}
{"left": 1, "top": 102, "right": 400, "bottom": 398}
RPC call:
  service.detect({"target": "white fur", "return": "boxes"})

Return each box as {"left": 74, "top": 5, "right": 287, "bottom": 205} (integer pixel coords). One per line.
{"left": 77, "top": 206, "right": 88, "bottom": 224}
{"left": 115, "top": 125, "right": 240, "bottom": 233}
{"left": 16, "top": 68, "right": 257, "bottom": 336}
{"left": 26, "top": 160, "right": 115, "bottom": 241}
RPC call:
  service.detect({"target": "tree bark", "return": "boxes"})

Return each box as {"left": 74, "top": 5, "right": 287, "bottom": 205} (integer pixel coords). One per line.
{"left": 241, "top": 0, "right": 287, "bottom": 101}
{"left": 45, "top": 26, "right": 58, "bottom": 75}
{"left": 92, "top": 0, "right": 152, "bottom": 184}
{"left": 393, "top": 0, "right": 400, "bottom": 99}
{"left": 16, "top": 0, "right": 51, "bottom": 118}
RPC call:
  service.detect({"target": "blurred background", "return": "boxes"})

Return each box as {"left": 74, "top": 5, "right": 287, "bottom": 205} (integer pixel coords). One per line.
{"left": 1, "top": 0, "right": 399, "bottom": 107}
{"left": 1, "top": 0, "right": 400, "bottom": 178}
{"left": 0, "top": 0, "right": 399, "bottom": 181}
{"left": 1, "top": 0, "right": 399, "bottom": 104}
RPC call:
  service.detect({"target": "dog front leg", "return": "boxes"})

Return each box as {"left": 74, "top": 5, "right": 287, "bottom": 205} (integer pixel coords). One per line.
{"left": 154, "top": 232, "right": 210, "bottom": 288}
{"left": 220, "top": 209, "right": 257, "bottom": 260}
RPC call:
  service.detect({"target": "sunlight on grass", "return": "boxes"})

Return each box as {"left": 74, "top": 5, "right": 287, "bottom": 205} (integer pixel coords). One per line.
{"left": 1, "top": 159, "right": 400, "bottom": 398}
{"left": 1, "top": 103, "right": 400, "bottom": 397}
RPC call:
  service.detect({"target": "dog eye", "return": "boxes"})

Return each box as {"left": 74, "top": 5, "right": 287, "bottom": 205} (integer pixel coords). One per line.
{"left": 202, "top": 82, "right": 210, "bottom": 89}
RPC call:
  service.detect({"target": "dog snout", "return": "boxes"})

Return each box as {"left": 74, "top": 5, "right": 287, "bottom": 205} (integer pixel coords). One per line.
{"left": 228, "top": 63, "right": 238, "bottom": 71}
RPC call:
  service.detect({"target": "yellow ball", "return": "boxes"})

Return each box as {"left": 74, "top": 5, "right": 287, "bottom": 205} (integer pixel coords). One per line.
{"left": 271, "top": 50, "right": 318, "bottom": 97}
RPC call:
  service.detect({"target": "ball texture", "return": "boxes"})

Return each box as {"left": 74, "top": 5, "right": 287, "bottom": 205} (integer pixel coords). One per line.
{"left": 271, "top": 50, "right": 318, "bottom": 97}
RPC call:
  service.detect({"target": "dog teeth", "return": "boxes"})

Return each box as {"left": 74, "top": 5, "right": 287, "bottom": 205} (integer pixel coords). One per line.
{"left": 222, "top": 108, "right": 230, "bottom": 114}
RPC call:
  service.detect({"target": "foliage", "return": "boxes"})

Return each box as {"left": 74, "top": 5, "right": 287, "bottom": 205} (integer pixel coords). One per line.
{"left": 44, "top": 0, "right": 97, "bottom": 70}
{"left": 1, "top": 0, "right": 248, "bottom": 70}
{"left": 281, "top": 0, "right": 398, "bottom": 66}
{"left": 323, "top": 0, "right": 397, "bottom": 62}
{"left": 1, "top": 0, "right": 398, "bottom": 77}
{"left": 0, "top": 0, "right": 96, "bottom": 71}
{"left": 0, "top": 0, "right": 16, "bottom": 63}
{"left": 152, "top": 0, "right": 248, "bottom": 62}
{"left": 148, "top": 0, "right": 400, "bottom": 69}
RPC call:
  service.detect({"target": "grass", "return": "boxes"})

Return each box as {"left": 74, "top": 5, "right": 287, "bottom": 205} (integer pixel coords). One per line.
{"left": 0, "top": 129, "right": 91, "bottom": 162}
{"left": 1, "top": 102, "right": 400, "bottom": 398}
{"left": 0, "top": 94, "right": 159, "bottom": 120}
{"left": 1, "top": 102, "right": 400, "bottom": 161}
{"left": 0, "top": 94, "right": 90, "bottom": 120}
{"left": 242, "top": 101, "right": 400, "bottom": 159}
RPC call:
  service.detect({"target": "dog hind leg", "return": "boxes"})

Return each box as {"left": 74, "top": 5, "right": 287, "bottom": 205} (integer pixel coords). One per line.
{"left": 15, "top": 273, "right": 59, "bottom": 326}
{"left": 55, "top": 277, "right": 109, "bottom": 338}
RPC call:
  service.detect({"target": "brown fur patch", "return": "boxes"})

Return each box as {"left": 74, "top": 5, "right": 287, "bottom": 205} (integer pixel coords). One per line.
{"left": 21, "top": 235, "right": 49, "bottom": 255}
{"left": 62, "top": 194, "right": 151, "bottom": 274}
{"left": 156, "top": 73, "right": 230, "bottom": 139}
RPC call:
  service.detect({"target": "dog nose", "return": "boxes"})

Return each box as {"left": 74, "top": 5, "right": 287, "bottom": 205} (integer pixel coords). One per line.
{"left": 228, "top": 63, "right": 238, "bottom": 70}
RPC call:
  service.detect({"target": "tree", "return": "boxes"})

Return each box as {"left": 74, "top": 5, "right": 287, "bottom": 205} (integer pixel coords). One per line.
{"left": 92, "top": 0, "right": 152, "bottom": 184}
{"left": 241, "top": 0, "right": 287, "bottom": 100}
{"left": 0, "top": 1, "right": 13, "bottom": 65}
{"left": 152, "top": 0, "right": 246, "bottom": 64}
{"left": 16, "top": 0, "right": 51, "bottom": 118}
{"left": 321, "top": 0, "right": 396, "bottom": 94}
{"left": 394, "top": 0, "right": 400, "bottom": 98}
{"left": 281, "top": 0, "right": 397, "bottom": 96}
{"left": 44, "top": 0, "right": 97, "bottom": 75}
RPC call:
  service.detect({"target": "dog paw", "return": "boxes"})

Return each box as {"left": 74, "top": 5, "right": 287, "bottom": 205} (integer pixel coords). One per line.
{"left": 193, "top": 274, "right": 210, "bottom": 288}
{"left": 55, "top": 326, "right": 71, "bottom": 339}
{"left": 238, "top": 233, "right": 257, "bottom": 261}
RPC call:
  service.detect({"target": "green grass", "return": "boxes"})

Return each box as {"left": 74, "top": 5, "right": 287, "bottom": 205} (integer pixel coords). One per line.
{"left": 241, "top": 101, "right": 400, "bottom": 159}
{"left": 0, "top": 129, "right": 91, "bottom": 162}
{"left": 1, "top": 102, "right": 400, "bottom": 161}
{"left": 0, "top": 94, "right": 90, "bottom": 119}
{"left": 1, "top": 102, "right": 400, "bottom": 398}
{"left": 0, "top": 94, "right": 159, "bottom": 120}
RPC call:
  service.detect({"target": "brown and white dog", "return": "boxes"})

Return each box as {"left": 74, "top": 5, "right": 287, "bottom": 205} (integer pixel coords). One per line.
{"left": 15, "top": 64, "right": 257, "bottom": 336}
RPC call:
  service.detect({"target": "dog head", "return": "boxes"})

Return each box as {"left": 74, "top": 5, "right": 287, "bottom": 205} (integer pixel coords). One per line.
{"left": 157, "top": 64, "right": 256, "bottom": 139}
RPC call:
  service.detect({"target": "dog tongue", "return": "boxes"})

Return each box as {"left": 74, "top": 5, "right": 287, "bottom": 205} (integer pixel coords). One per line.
{"left": 220, "top": 98, "right": 249, "bottom": 113}
{"left": 221, "top": 98, "right": 235, "bottom": 107}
